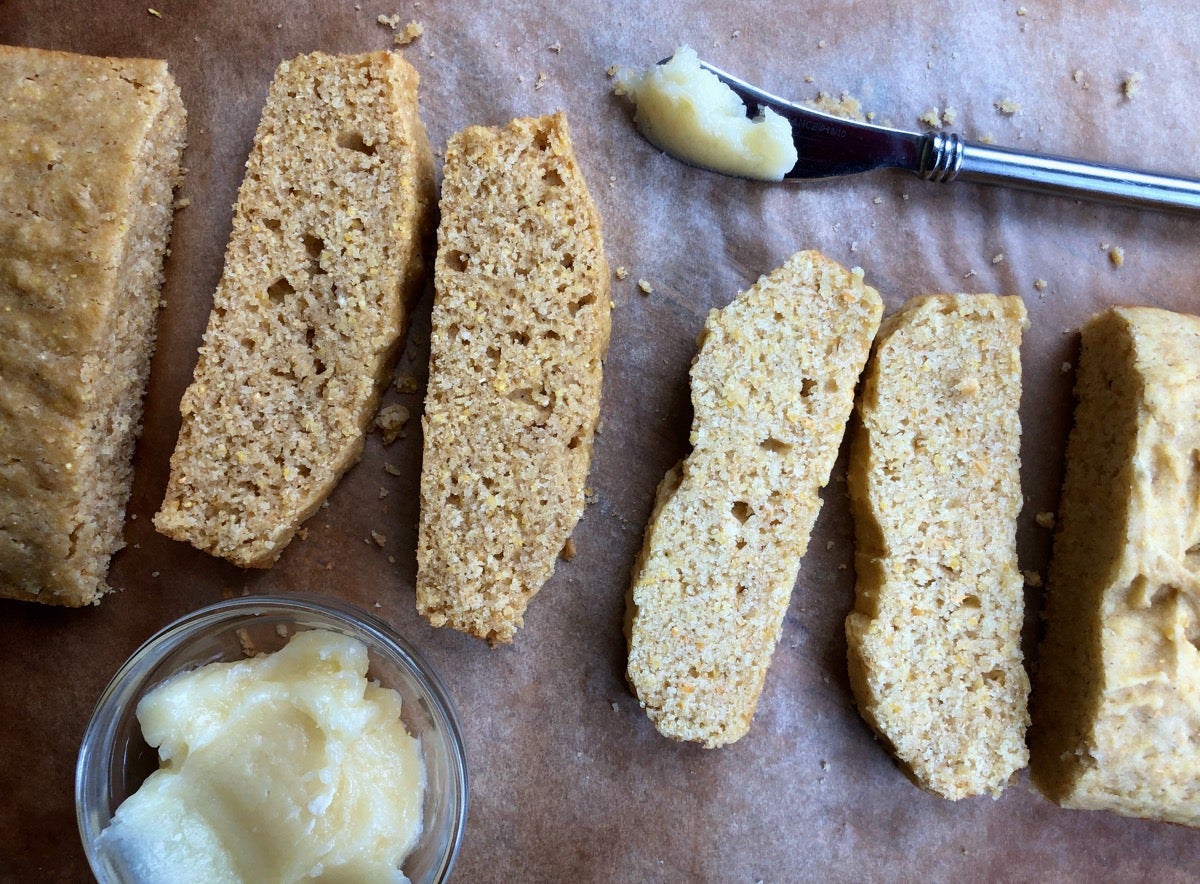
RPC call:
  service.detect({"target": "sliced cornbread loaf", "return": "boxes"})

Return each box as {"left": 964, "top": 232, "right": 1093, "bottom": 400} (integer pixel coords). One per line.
{"left": 627, "top": 251, "right": 882, "bottom": 747}
{"left": 154, "top": 51, "right": 434, "bottom": 567}
{"left": 0, "top": 46, "right": 186, "bottom": 605}
{"left": 416, "top": 113, "right": 610, "bottom": 644}
{"left": 845, "top": 294, "right": 1030, "bottom": 799}
{"left": 1031, "top": 306, "right": 1200, "bottom": 826}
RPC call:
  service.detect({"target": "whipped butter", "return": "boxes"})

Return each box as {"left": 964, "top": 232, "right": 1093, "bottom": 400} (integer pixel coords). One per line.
{"left": 615, "top": 45, "right": 798, "bottom": 181}
{"left": 97, "top": 629, "right": 424, "bottom": 883}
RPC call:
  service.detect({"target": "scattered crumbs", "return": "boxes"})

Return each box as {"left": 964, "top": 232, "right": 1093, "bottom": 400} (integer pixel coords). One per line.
{"left": 637, "top": 278, "right": 653, "bottom": 294}
{"left": 1035, "top": 511, "right": 1056, "bottom": 530}
{"left": 994, "top": 98, "right": 1021, "bottom": 115}
{"left": 379, "top": 487, "right": 389, "bottom": 500}
{"left": 394, "top": 21, "right": 424, "bottom": 46}
{"left": 275, "top": 624, "right": 289, "bottom": 638}
{"left": 979, "top": 133, "right": 997, "bottom": 144}
{"left": 548, "top": 41, "right": 562, "bottom": 53}
{"left": 1122, "top": 71, "right": 1144, "bottom": 100}
{"left": 1023, "top": 569, "right": 1044, "bottom": 588}
{"left": 807, "top": 91, "right": 866, "bottom": 121}
{"left": 296, "top": 527, "right": 309, "bottom": 541}
{"left": 374, "top": 403, "right": 411, "bottom": 444}
{"left": 384, "top": 461, "right": 404, "bottom": 477}
{"left": 173, "top": 197, "right": 191, "bottom": 209}
{"left": 534, "top": 71, "right": 548, "bottom": 91}
{"left": 992, "top": 253, "right": 1006, "bottom": 264}
{"left": 606, "top": 64, "right": 619, "bottom": 78}
{"left": 236, "top": 628, "right": 258, "bottom": 658}
{"left": 147, "top": 7, "right": 162, "bottom": 17}
{"left": 371, "top": 530, "right": 387, "bottom": 548}
{"left": 584, "top": 486, "right": 597, "bottom": 505}
{"left": 1109, "top": 245, "right": 1125, "bottom": 267}
{"left": 919, "top": 107, "right": 943, "bottom": 129}
{"left": 614, "top": 265, "right": 629, "bottom": 280}
{"left": 872, "top": 196, "right": 883, "bottom": 205}
{"left": 1034, "top": 278, "right": 1048, "bottom": 291}
{"left": 826, "top": 540, "right": 835, "bottom": 551}
{"left": 377, "top": 13, "right": 401, "bottom": 28}
{"left": 394, "top": 373, "right": 420, "bottom": 394}
{"left": 1072, "top": 68, "right": 1087, "bottom": 86}
{"left": 963, "top": 269, "right": 978, "bottom": 279}
{"left": 1061, "top": 361, "right": 1072, "bottom": 373}
{"left": 941, "top": 107, "right": 957, "bottom": 126}
{"left": 1017, "top": 5, "right": 1028, "bottom": 14}
{"left": 560, "top": 537, "right": 576, "bottom": 561}
{"left": 817, "top": 39, "right": 828, "bottom": 49}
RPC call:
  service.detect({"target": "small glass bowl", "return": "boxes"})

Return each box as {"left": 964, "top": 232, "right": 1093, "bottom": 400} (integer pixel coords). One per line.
{"left": 76, "top": 594, "right": 467, "bottom": 883}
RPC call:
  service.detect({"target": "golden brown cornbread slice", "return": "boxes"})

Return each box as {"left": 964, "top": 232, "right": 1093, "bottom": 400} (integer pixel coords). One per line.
{"left": 416, "top": 113, "right": 610, "bottom": 644}
{"left": 154, "top": 51, "right": 434, "bottom": 567}
{"left": 1032, "top": 306, "right": 1200, "bottom": 826}
{"left": 845, "top": 294, "right": 1030, "bottom": 799}
{"left": 0, "top": 45, "right": 186, "bottom": 605}
{"left": 626, "top": 251, "right": 882, "bottom": 747}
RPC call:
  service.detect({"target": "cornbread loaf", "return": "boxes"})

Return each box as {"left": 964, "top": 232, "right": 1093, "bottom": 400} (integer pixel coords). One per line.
{"left": 1031, "top": 306, "right": 1200, "bottom": 826}
{"left": 154, "top": 51, "right": 434, "bottom": 567}
{"left": 0, "top": 46, "right": 186, "bottom": 605}
{"left": 845, "top": 294, "right": 1030, "bottom": 799}
{"left": 416, "top": 113, "right": 610, "bottom": 643}
{"left": 626, "top": 251, "right": 882, "bottom": 747}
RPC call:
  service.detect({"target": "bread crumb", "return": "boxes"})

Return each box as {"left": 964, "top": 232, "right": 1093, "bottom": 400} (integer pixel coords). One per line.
{"left": 1035, "top": 511, "right": 1056, "bottom": 529}
{"left": 1072, "top": 69, "right": 1087, "bottom": 86}
{"left": 275, "top": 624, "right": 289, "bottom": 638}
{"left": 1109, "top": 246, "right": 1125, "bottom": 267}
{"left": 560, "top": 537, "right": 576, "bottom": 561}
{"left": 606, "top": 64, "right": 619, "bottom": 78}
{"left": 548, "top": 42, "right": 562, "bottom": 53}
{"left": 384, "top": 462, "right": 404, "bottom": 477}
{"left": 296, "top": 527, "right": 309, "bottom": 540}
{"left": 1017, "top": 5, "right": 1028, "bottom": 14}
{"left": 1061, "top": 361, "right": 1072, "bottom": 373}
{"left": 371, "top": 530, "right": 387, "bottom": 547}
{"left": 979, "top": 133, "right": 997, "bottom": 144}
{"left": 637, "top": 278, "right": 653, "bottom": 294}
{"left": 534, "top": 71, "right": 548, "bottom": 91}
{"left": 173, "top": 197, "right": 191, "bottom": 209}
{"left": 992, "top": 253, "right": 1005, "bottom": 264}
{"left": 919, "top": 108, "right": 943, "bottom": 129}
{"left": 826, "top": 540, "right": 835, "bottom": 551}
{"left": 872, "top": 196, "right": 883, "bottom": 205}
{"left": 1023, "top": 569, "right": 1043, "bottom": 588}
{"left": 394, "top": 373, "right": 420, "bottom": 394}
{"left": 394, "top": 21, "right": 424, "bottom": 46}
{"left": 994, "top": 99, "right": 1021, "bottom": 115}
{"left": 941, "top": 107, "right": 957, "bottom": 126}
{"left": 379, "top": 487, "right": 389, "bottom": 499}
{"left": 1034, "top": 278, "right": 1048, "bottom": 292}
{"left": 817, "top": 39, "right": 828, "bottom": 49}
{"left": 237, "top": 628, "right": 258, "bottom": 657}
{"left": 374, "top": 403, "right": 411, "bottom": 444}
{"left": 614, "top": 266, "right": 629, "bottom": 280}
{"left": 1122, "top": 71, "right": 1144, "bottom": 100}
{"left": 377, "top": 13, "right": 400, "bottom": 28}
{"left": 584, "top": 486, "right": 597, "bottom": 505}
{"left": 147, "top": 7, "right": 162, "bottom": 16}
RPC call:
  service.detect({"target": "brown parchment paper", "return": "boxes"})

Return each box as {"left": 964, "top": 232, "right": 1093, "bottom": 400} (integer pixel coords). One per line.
{"left": 3, "top": 1, "right": 1200, "bottom": 880}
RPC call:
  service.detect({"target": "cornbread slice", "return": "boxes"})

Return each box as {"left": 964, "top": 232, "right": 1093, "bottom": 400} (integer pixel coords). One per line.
{"left": 626, "top": 251, "right": 883, "bottom": 747}
{"left": 0, "top": 46, "right": 186, "bottom": 605}
{"left": 1031, "top": 306, "right": 1200, "bottom": 826}
{"left": 845, "top": 294, "right": 1030, "bottom": 799}
{"left": 154, "top": 51, "right": 435, "bottom": 567}
{"left": 416, "top": 113, "right": 610, "bottom": 644}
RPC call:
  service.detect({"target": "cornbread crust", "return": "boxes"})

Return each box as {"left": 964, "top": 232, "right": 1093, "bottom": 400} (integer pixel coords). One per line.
{"left": 845, "top": 294, "right": 1030, "bottom": 799}
{"left": 1031, "top": 306, "right": 1200, "bottom": 826}
{"left": 416, "top": 113, "right": 610, "bottom": 644}
{"left": 0, "top": 45, "right": 186, "bottom": 605}
{"left": 627, "top": 251, "right": 883, "bottom": 747}
{"left": 154, "top": 51, "right": 435, "bottom": 567}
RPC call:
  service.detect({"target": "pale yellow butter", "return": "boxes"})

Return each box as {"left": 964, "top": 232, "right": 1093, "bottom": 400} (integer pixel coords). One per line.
{"left": 616, "top": 45, "right": 798, "bottom": 181}
{"left": 97, "top": 629, "right": 424, "bottom": 883}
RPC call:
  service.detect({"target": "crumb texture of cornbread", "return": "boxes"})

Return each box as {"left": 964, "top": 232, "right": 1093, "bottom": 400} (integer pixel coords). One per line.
{"left": 1031, "top": 306, "right": 1200, "bottom": 826}
{"left": 0, "top": 45, "right": 186, "bottom": 605}
{"left": 154, "top": 51, "right": 434, "bottom": 567}
{"left": 626, "top": 251, "right": 883, "bottom": 747}
{"left": 416, "top": 113, "right": 611, "bottom": 644}
{"left": 845, "top": 294, "right": 1030, "bottom": 799}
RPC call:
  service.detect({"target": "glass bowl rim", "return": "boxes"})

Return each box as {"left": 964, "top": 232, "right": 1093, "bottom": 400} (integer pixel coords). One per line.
{"left": 74, "top": 592, "right": 468, "bottom": 882}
